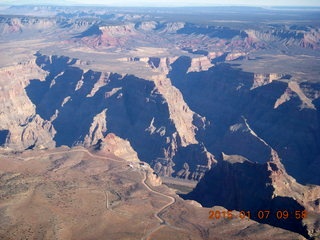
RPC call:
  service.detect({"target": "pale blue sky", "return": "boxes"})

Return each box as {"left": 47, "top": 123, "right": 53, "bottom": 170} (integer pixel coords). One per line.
{"left": 2, "top": 0, "right": 320, "bottom": 7}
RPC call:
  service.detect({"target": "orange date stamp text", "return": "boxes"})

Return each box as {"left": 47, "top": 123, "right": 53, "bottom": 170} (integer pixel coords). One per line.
{"left": 208, "top": 209, "right": 308, "bottom": 220}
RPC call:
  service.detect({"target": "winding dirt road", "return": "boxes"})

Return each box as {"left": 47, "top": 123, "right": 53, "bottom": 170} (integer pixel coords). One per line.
{"left": 140, "top": 171, "right": 179, "bottom": 240}
{"left": 75, "top": 148, "right": 180, "bottom": 239}
{"left": 0, "top": 147, "right": 179, "bottom": 239}
{"left": 36, "top": 148, "right": 179, "bottom": 239}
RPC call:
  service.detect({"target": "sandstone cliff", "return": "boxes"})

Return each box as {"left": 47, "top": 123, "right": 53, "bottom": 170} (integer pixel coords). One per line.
{"left": 22, "top": 54, "right": 215, "bottom": 181}
{"left": 169, "top": 59, "right": 320, "bottom": 185}
{"left": 186, "top": 150, "right": 320, "bottom": 239}
{"left": 75, "top": 23, "right": 139, "bottom": 48}
{"left": 151, "top": 75, "right": 199, "bottom": 146}
{"left": 187, "top": 56, "right": 213, "bottom": 73}
{"left": 0, "top": 60, "right": 56, "bottom": 150}
{"left": 83, "top": 109, "right": 107, "bottom": 147}
{"left": 251, "top": 73, "right": 285, "bottom": 89}
{"left": 97, "top": 133, "right": 140, "bottom": 162}
{"left": 244, "top": 26, "right": 320, "bottom": 49}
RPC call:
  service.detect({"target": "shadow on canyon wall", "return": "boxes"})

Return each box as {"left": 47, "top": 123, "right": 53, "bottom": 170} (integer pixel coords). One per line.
{"left": 169, "top": 56, "right": 320, "bottom": 185}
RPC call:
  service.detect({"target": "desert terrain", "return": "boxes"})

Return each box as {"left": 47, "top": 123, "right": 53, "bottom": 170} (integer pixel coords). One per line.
{"left": 0, "top": 146, "right": 307, "bottom": 240}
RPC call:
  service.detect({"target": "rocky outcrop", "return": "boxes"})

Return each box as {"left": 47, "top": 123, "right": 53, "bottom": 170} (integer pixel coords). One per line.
{"left": 148, "top": 131, "right": 214, "bottom": 181}
{"left": 146, "top": 169, "right": 162, "bottom": 186}
{"left": 207, "top": 51, "right": 224, "bottom": 59}
{"left": 177, "top": 23, "right": 245, "bottom": 40}
{"left": 251, "top": 73, "right": 286, "bottom": 89}
{"left": 160, "top": 22, "right": 185, "bottom": 33}
{"left": 151, "top": 75, "right": 200, "bottom": 146}
{"left": 98, "top": 24, "right": 136, "bottom": 35}
{"left": 187, "top": 56, "right": 213, "bottom": 73}
{"left": 76, "top": 23, "right": 138, "bottom": 48}
{"left": 274, "top": 87, "right": 295, "bottom": 109}
{"left": 123, "top": 56, "right": 178, "bottom": 73}
{"left": 120, "top": 56, "right": 207, "bottom": 148}
{"left": 83, "top": 109, "right": 107, "bottom": 147}
{"left": 153, "top": 158, "right": 175, "bottom": 177}
{"left": 135, "top": 21, "right": 158, "bottom": 31}
{"left": 95, "top": 132, "right": 162, "bottom": 185}
{"left": 0, "top": 60, "right": 56, "bottom": 150}
{"left": 287, "top": 81, "right": 316, "bottom": 109}
{"left": 174, "top": 144, "right": 217, "bottom": 180}
{"left": 300, "top": 28, "right": 320, "bottom": 49}
{"left": 97, "top": 133, "right": 140, "bottom": 162}
{"left": 225, "top": 51, "right": 247, "bottom": 61}
{"left": 273, "top": 81, "right": 316, "bottom": 110}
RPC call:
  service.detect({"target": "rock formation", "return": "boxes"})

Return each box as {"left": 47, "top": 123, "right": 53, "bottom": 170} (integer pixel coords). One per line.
{"left": 187, "top": 56, "right": 213, "bottom": 73}
{"left": 83, "top": 109, "right": 108, "bottom": 147}
{"left": 0, "top": 60, "right": 56, "bottom": 150}
{"left": 21, "top": 54, "right": 215, "bottom": 181}
{"left": 185, "top": 150, "right": 320, "bottom": 238}
{"left": 146, "top": 168, "right": 162, "bottom": 186}
{"left": 97, "top": 133, "right": 140, "bottom": 162}
{"left": 75, "top": 23, "right": 140, "bottom": 48}
{"left": 244, "top": 26, "right": 320, "bottom": 50}
{"left": 251, "top": 73, "right": 286, "bottom": 89}
{"left": 169, "top": 59, "right": 320, "bottom": 185}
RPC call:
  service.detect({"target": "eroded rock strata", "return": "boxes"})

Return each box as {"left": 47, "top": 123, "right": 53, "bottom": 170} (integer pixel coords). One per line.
{"left": 184, "top": 151, "right": 320, "bottom": 238}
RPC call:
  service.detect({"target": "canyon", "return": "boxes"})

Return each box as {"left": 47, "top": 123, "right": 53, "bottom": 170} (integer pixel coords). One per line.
{"left": 0, "top": 5, "right": 319, "bottom": 239}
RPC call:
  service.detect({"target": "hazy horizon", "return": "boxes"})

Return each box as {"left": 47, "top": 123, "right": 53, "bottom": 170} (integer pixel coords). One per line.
{"left": 1, "top": 0, "right": 320, "bottom": 7}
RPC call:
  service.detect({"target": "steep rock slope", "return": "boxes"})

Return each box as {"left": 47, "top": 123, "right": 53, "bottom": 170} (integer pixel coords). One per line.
{"left": 24, "top": 53, "right": 215, "bottom": 180}
{"left": 0, "top": 60, "right": 56, "bottom": 150}
{"left": 169, "top": 57, "right": 320, "bottom": 185}
{"left": 95, "top": 133, "right": 141, "bottom": 163}
{"left": 185, "top": 151, "right": 320, "bottom": 239}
